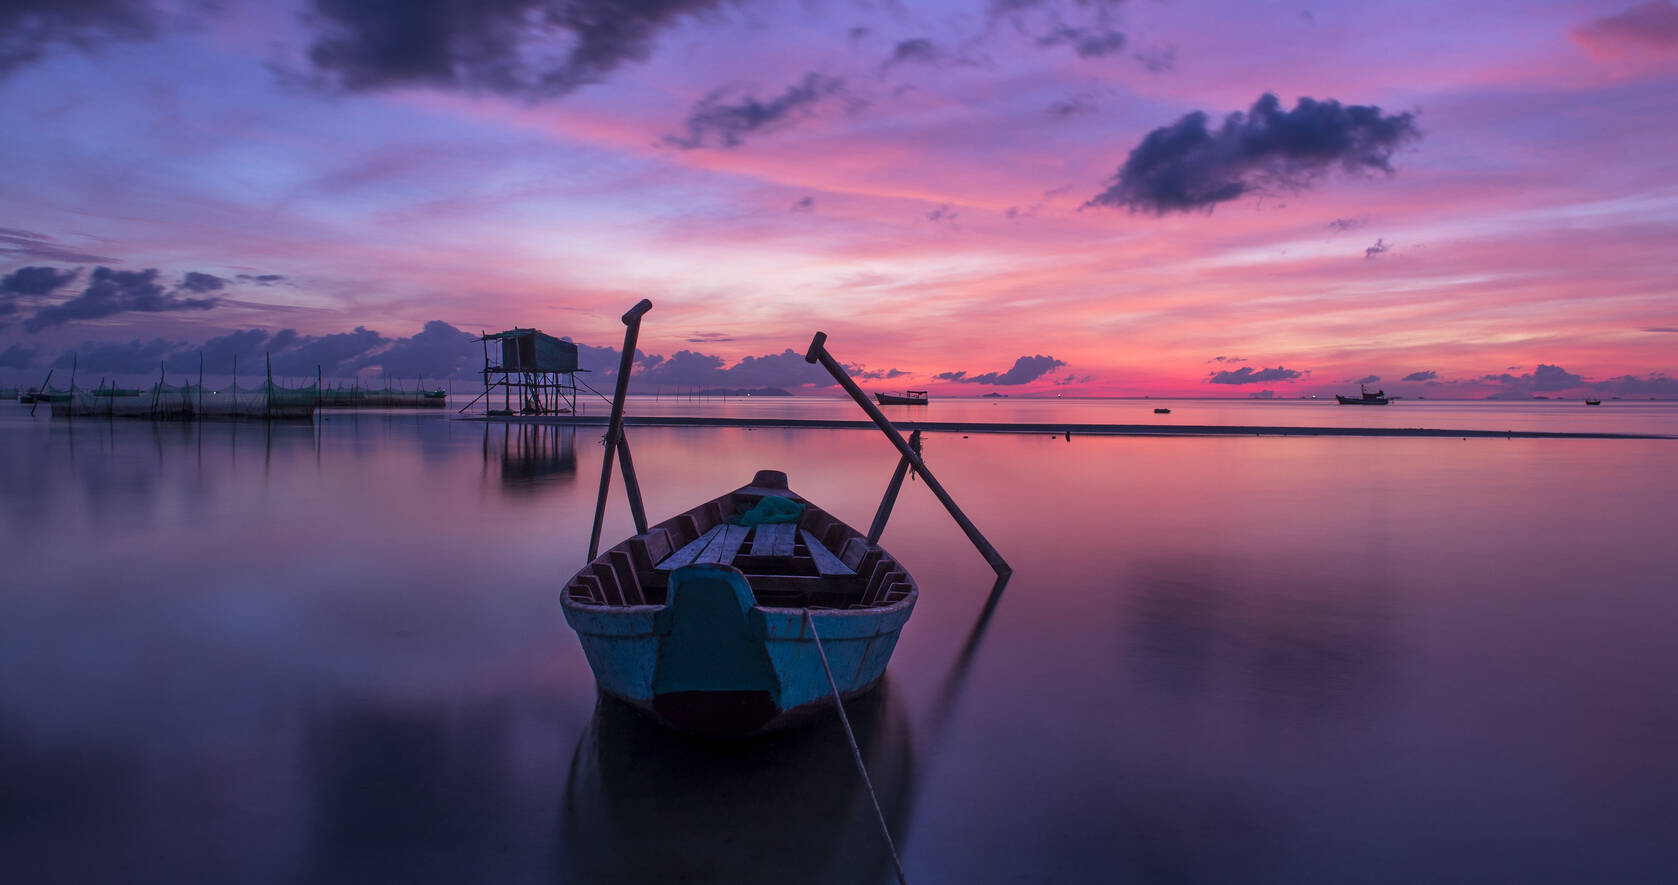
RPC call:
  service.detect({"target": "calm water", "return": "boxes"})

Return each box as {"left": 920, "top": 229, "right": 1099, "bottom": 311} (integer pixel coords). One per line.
{"left": 2, "top": 400, "right": 1676, "bottom": 884}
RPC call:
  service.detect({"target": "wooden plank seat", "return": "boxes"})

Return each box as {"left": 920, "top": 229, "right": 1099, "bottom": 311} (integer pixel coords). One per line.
{"left": 696, "top": 525, "right": 750, "bottom": 565}
{"left": 799, "top": 529, "right": 856, "bottom": 577}
{"left": 657, "top": 524, "right": 722, "bottom": 572}
{"left": 750, "top": 522, "right": 798, "bottom": 558}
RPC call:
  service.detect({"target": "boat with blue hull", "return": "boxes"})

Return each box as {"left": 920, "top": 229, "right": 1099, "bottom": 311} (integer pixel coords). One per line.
{"left": 563, "top": 470, "right": 917, "bottom": 737}
{"left": 563, "top": 301, "right": 1005, "bottom": 743}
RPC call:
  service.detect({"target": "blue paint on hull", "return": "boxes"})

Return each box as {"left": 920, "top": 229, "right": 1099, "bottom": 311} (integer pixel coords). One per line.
{"left": 562, "top": 564, "right": 916, "bottom": 736}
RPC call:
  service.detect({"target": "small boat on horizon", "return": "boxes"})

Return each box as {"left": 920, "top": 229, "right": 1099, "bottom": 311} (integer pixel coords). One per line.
{"left": 1584, "top": 398, "right": 1601, "bottom": 405}
{"left": 1336, "top": 384, "right": 1390, "bottom": 405}
{"left": 874, "top": 390, "right": 927, "bottom": 406}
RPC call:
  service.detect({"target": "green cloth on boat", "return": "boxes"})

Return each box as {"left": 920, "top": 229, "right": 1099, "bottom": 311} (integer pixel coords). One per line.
{"left": 728, "top": 495, "right": 805, "bottom": 527}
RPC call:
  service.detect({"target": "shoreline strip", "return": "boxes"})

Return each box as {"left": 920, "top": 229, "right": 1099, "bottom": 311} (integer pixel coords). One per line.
{"left": 459, "top": 415, "right": 1673, "bottom": 440}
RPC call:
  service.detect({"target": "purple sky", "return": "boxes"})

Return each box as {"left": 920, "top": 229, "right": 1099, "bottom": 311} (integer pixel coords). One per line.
{"left": 2, "top": 0, "right": 1676, "bottom": 396}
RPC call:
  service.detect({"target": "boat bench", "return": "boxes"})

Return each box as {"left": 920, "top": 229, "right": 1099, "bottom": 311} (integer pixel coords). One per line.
{"left": 654, "top": 522, "right": 855, "bottom": 577}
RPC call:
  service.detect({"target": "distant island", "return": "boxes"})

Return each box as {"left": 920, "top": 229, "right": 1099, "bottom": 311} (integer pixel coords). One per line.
{"left": 980, "top": 392, "right": 1009, "bottom": 398}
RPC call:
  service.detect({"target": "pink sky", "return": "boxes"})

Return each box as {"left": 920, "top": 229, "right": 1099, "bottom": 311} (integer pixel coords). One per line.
{"left": 1, "top": 0, "right": 1675, "bottom": 397}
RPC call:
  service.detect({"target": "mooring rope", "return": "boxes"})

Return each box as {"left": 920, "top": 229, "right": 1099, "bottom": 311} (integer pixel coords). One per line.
{"left": 804, "top": 610, "right": 909, "bottom": 885}
{"left": 574, "top": 375, "right": 617, "bottom": 407}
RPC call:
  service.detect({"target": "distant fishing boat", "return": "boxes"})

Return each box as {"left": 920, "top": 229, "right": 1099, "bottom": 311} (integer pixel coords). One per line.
{"left": 1335, "top": 384, "right": 1390, "bottom": 405}
{"left": 1153, "top": 407, "right": 1170, "bottom": 414}
{"left": 1584, "top": 398, "right": 1601, "bottom": 406}
{"left": 874, "top": 390, "right": 927, "bottom": 406}
{"left": 563, "top": 304, "right": 1007, "bottom": 739}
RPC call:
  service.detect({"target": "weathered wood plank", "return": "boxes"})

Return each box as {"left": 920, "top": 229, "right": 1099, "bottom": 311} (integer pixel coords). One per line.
{"left": 591, "top": 561, "right": 626, "bottom": 606}
{"left": 751, "top": 522, "right": 797, "bottom": 558}
{"left": 801, "top": 529, "right": 857, "bottom": 576}
{"left": 696, "top": 524, "right": 750, "bottom": 565}
{"left": 608, "top": 550, "right": 646, "bottom": 606}
{"left": 657, "top": 524, "right": 723, "bottom": 572}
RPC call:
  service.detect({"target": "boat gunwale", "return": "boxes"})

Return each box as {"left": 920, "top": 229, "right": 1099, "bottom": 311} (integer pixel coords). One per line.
{"left": 562, "top": 477, "right": 918, "bottom": 619}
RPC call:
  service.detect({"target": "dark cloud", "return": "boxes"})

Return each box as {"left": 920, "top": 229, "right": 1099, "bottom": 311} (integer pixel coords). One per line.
{"left": 634, "top": 347, "right": 835, "bottom": 390}
{"left": 1328, "top": 216, "right": 1366, "bottom": 232}
{"left": 179, "top": 271, "right": 226, "bottom": 293}
{"left": 0, "top": 228, "right": 117, "bottom": 263}
{"left": 269, "top": 326, "right": 389, "bottom": 377}
{"left": 790, "top": 195, "right": 814, "bottom": 212}
{"left": 1086, "top": 93, "right": 1421, "bottom": 214}
{"left": 885, "top": 38, "right": 940, "bottom": 66}
{"left": 1249, "top": 389, "right": 1275, "bottom": 398}
{"left": 926, "top": 203, "right": 957, "bottom": 224}
{"left": 1356, "top": 374, "right": 1380, "bottom": 384}
{"left": 0, "top": 0, "right": 155, "bottom": 77}
{"left": 1402, "top": 370, "right": 1437, "bottom": 382}
{"left": 1208, "top": 365, "right": 1303, "bottom": 385}
{"left": 1364, "top": 238, "right": 1391, "bottom": 259}
{"left": 1643, "top": 326, "right": 1678, "bottom": 333}
{"left": 1036, "top": 26, "right": 1125, "bottom": 58}
{"left": 0, "top": 344, "right": 35, "bottom": 368}
{"left": 1481, "top": 363, "right": 1584, "bottom": 396}
{"left": 1, "top": 266, "right": 79, "bottom": 298}
{"left": 685, "top": 331, "right": 733, "bottom": 343}
{"left": 51, "top": 338, "right": 178, "bottom": 374}
{"left": 1595, "top": 372, "right": 1678, "bottom": 396}
{"left": 664, "top": 73, "right": 846, "bottom": 149}
{"left": 1055, "top": 373, "right": 1094, "bottom": 385}
{"left": 360, "top": 320, "right": 477, "bottom": 378}
{"left": 305, "top": 0, "right": 728, "bottom": 100}
{"left": 852, "top": 366, "right": 908, "bottom": 380}
{"left": 936, "top": 354, "right": 1066, "bottom": 385}
{"left": 24, "top": 267, "right": 220, "bottom": 332}
{"left": 1209, "top": 355, "right": 1245, "bottom": 363}
{"left": 161, "top": 328, "right": 274, "bottom": 374}
{"left": 236, "top": 273, "right": 287, "bottom": 285}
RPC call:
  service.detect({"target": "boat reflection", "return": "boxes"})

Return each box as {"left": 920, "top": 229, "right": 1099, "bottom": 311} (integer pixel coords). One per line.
{"left": 557, "top": 680, "right": 915, "bottom": 884}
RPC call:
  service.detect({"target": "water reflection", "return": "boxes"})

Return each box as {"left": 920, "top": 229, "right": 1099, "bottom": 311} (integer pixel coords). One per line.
{"left": 1122, "top": 558, "right": 1393, "bottom": 721}
{"left": 557, "top": 684, "right": 914, "bottom": 885}
{"left": 488, "top": 424, "right": 579, "bottom": 495}
{"left": 303, "top": 698, "right": 538, "bottom": 885}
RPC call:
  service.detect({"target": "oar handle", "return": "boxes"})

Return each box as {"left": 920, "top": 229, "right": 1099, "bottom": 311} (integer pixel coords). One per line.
{"left": 622, "top": 299, "right": 653, "bottom": 324}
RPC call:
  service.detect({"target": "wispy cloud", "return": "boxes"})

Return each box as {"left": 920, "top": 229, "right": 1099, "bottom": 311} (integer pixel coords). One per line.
{"left": 664, "top": 73, "right": 847, "bottom": 149}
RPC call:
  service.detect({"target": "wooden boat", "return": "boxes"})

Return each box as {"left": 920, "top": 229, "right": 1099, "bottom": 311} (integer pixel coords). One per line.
{"left": 1153, "top": 407, "right": 1170, "bottom": 414}
{"left": 874, "top": 390, "right": 927, "bottom": 406}
{"left": 564, "top": 303, "right": 1006, "bottom": 742}
{"left": 1584, "top": 399, "right": 1601, "bottom": 406}
{"left": 1335, "top": 384, "right": 1390, "bottom": 405}
{"left": 562, "top": 469, "right": 917, "bottom": 737}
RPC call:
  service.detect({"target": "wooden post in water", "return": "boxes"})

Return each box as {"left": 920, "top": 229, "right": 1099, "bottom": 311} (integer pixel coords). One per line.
{"left": 198, "top": 352, "right": 204, "bottom": 418}
{"left": 265, "top": 352, "right": 272, "bottom": 420}
{"left": 587, "top": 299, "right": 653, "bottom": 561}
{"left": 66, "top": 353, "right": 77, "bottom": 421}
{"left": 806, "top": 332, "right": 1011, "bottom": 577}
{"left": 29, "top": 368, "right": 52, "bottom": 417}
